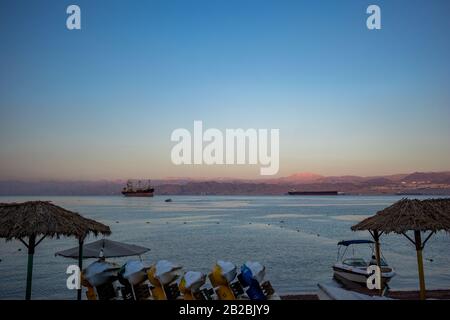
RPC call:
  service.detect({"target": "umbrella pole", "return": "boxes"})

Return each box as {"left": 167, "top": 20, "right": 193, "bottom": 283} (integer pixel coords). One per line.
{"left": 414, "top": 230, "right": 426, "bottom": 300}
{"left": 77, "top": 238, "right": 83, "bottom": 300}
{"left": 373, "top": 230, "right": 383, "bottom": 295}
{"left": 25, "top": 235, "right": 36, "bottom": 300}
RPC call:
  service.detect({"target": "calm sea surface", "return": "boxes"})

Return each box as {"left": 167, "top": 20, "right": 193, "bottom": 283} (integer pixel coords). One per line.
{"left": 1, "top": 195, "right": 449, "bottom": 299}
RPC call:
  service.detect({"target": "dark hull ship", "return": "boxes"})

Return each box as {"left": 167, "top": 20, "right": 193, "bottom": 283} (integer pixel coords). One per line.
{"left": 122, "top": 180, "right": 154, "bottom": 197}
{"left": 288, "top": 190, "right": 338, "bottom": 196}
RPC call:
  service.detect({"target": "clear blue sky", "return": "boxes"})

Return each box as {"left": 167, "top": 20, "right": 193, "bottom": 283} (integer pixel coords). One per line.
{"left": 1, "top": 0, "right": 449, "bottom": 180}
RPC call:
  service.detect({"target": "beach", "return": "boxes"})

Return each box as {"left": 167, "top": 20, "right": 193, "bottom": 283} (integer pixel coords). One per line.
{"left": 1, "top": 195, "right": 449, "bottom": 299}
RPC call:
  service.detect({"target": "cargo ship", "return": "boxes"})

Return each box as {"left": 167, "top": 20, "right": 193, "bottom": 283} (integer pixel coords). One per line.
{"left": 121, "top": 180, "right": 154, "bottom": 197}
{"left": 288, "top": 190, "right": 338, "bottom": 196}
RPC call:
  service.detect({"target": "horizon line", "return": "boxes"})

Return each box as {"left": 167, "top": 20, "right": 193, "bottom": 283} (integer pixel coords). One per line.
{"left": 1, "top": 170, "right": 450, "bottom": 183}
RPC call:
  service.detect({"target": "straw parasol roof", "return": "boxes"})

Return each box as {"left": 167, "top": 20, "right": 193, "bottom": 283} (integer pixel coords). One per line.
{"left": 351, "top": 198, "right": 450, "bottom": 234}
{"left": 0, "top": 201, "right": 111, "bottom": 240}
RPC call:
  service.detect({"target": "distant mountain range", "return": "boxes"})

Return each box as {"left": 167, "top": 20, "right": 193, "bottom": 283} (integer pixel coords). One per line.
{"left": 1, "top": 171, "right": 450, "bottom": 196}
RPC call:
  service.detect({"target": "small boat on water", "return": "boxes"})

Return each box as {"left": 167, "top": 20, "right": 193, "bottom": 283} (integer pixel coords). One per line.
{"left": 332, "top": 240, "right": 395, "bottom": 287}
{"left": 122, "top": 180, "right": 154, "bottom": 197}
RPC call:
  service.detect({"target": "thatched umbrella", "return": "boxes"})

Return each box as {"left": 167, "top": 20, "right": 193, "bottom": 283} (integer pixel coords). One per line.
{"left": 352, "top": 198, "right": 450, "bottom": 299}
{"left": 0, "top": 201, "right": 111, "bottom": 300}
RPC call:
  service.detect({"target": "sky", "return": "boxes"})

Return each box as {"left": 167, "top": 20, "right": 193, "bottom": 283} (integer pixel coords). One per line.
{"left": 0, "top": 0, "right": 449, "bottom": 180}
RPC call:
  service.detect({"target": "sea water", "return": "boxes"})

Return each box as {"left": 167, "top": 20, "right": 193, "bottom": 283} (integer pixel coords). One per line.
{"left": 0, "top": 195, "right": 449, "bottom": 299}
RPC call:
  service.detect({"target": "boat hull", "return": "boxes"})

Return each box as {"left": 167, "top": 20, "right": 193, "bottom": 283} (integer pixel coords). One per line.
{"left": 332, "top": 265, "right": 394, "bottom": 287}
{"left": 121, "top": 191, "right": 154, "bottom": 197}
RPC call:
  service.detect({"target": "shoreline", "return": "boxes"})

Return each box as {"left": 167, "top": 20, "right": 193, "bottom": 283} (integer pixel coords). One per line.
{"left": 281, "top": 289, "right": 450, "bottom": 300}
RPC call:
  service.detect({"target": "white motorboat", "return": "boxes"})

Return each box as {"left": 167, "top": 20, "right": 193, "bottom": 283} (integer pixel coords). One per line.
{"left": 332, "top": 240, "right": 396, "bottom": 287}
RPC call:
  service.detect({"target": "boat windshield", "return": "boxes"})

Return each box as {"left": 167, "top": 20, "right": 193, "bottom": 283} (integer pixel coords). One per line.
{"left": 343, "top": 258, "right": 367, "bottom": 268}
